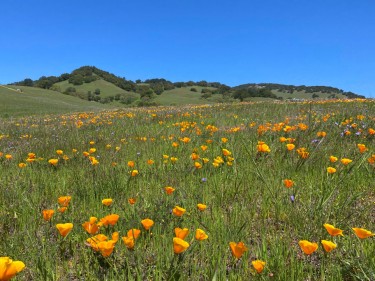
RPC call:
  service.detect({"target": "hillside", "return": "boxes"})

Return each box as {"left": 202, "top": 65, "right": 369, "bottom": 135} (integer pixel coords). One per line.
{"left": 9, "top": 66, "right": 365, "bottom": 109}
{"left": 0, "top": 85, "right": 108, "bottom": 118}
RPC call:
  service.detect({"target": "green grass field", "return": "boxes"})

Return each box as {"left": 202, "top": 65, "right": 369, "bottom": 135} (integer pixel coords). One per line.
{"left": 0, "top": 99, "right": 374, "bottom": 280}
{"left": 54, "top": 79, "right": 137, "bottom": 99}
{"left": 0, "top": 85, "right": 109, "bottom": 118}
{"left": 155, "top": 86, "right": 232, "bottom": 105}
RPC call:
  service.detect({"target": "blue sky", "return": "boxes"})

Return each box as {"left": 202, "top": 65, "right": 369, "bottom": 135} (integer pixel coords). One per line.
{"left": 1, "top": 0, "right": 374, "bottom": 97}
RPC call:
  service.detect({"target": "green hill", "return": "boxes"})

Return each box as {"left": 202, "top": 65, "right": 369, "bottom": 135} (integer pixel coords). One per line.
{"left": 9, "top": 66, "right": 365, "bottom": 111}
{"left": 0, "top": 85, "right": 108, "bottom": 118}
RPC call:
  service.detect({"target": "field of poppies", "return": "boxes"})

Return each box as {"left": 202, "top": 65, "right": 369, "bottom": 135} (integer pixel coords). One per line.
{"left": 0, "top": 99, "right": 374, "bottom": 280}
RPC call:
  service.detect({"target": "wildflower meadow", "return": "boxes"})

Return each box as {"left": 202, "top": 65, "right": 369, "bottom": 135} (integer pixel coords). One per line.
{"left": 0, "top": 99, "right": 374, "bottom": 280}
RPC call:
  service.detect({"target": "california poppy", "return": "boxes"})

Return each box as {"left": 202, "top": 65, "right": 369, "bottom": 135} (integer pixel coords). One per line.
{"left": 102, "top": 199, "right": 113, "bottom": 206}
{"left": 197, "top": 204, "right": 207, "bottom": 211}
{"left": 286, "top": 144, "right": 295, "bottom": 151}
{"left": 229, "top": 242, "right": 248, "bottom": 259}
{"left": 352, "top": 228, "right": 374, "bottom": 239}
{"left": 165, "top": 187, "right": 175, "bottom": 195}
{"left": 141, "top": 219, "right": 154, "bottom": 230}
{"left": 174, "top": 228, "right": 189, "bottom": 240}
{"left": 128, "top": 198, "right": 136, "bottom": 205}
{"left": 257, "top": 142, "right": 270, "bottom": 153}
{"left": 56, "top": 223, "right": 73, "bottom": 237}
{"left": 82, "top": 217, "right": 100, "bottom": 235}
{"left": 0, "top": 257, "right": 26, "bottom": 280}
{"left": 327, "top": 167, "right": 336, "bottom": 174}
{"left": 122, "top": 236, "right": 135, "bottom": 250}
{"left": 298, "top": 240, "right": 318, "bottom": 255}
{"left": 58, "top": 196, "right": 71, "bottom": 207}
{"left": 340, "top": 158, "right": 352, "bottom": 165}
{"left": 323, "top": 223, "right": 344, "bottom": 236}
{"left": 97, "top": 240, "right": 116, "bottom": 257}
{"left": 172, "top": 206, "right": 186, "bottom": 217}
{"left": 195, "top": 229, "right": 208, "bottom": 241}
{"left": 321, "top": 240, "right": 337, "bottom": 252}
{"left": 252, "top": 260, "right": 266, "bottom": 273}
{"left": 131, "top": 170, "right": 138, "bottom": 177}
{"left": 100, "top": 214, "right": 120, "bottom": 226}
{"left": 127, "top": 229, "right": 141, "bottom": 239}
{"left": 42, "top": 209, "right": 55, "bottom": 221}
{"left": 329, "top": 156, "right": 338, "bottom": 163}
{"left": 173, "top": 237, "right": 190, "bottom": 254}
{"left": 283, "top": 179, "right": 294, "bottom": 188}
{"left": 48, "top": 159, "right": 58, "bottom": 166}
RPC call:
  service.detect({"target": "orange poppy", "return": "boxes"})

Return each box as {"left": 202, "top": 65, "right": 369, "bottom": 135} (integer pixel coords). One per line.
{"left": 298, "top": 240, "right": 318, "bottom": 255}
{"left": 173, "top": 237, "right": 190, "bottom": 254}
{"left": 56, "top": 223, "right": 73, "bottom": 237}
{"left": 352, "top": 228, "right": 374, "bottom": 239}
{"left": 229, "top": 242, "right": 248, "bottom": 259}
{"left": 141, "top": 219, "right": 154, "bottom": 230}
{"left": 195, "top": 229, "right": 208, "bottom": 241}
{"left": 323, "top": 223, "right": 344, "bottom": 236}
{"left": 174, "top": 228, "right": 189, "bottom": 240}
{"left": 172, "top": 206, "right": 186, "bottom": 217}
{"left": 127, "top": 229, "right": 141, "bottom": 239}
{"left": 42, "top": 209, "right": 55, "bottom": 221}
{"left": 0, "top": 257, "right": 26, "bottom": 280}
{"left": 252, "top": 260, "right": 266, "bottom": 273}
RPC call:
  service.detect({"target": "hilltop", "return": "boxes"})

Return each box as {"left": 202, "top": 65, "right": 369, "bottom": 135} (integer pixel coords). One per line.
{"left": 7, "top": 66, "right": 365, "bottom": 109}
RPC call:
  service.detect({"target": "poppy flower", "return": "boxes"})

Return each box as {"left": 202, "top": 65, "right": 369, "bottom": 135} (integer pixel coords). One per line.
{"left": 100, "top": 214, "right": 120, "bottom": 226}
{"left": 229, "top": 242, "right": 248, "bottom": 259}
{"left": 97, "top": 240, "right": 116, "bottom": 257}
{"left": 42, "top": 209, "right": 55, "bottom": 221}
{"left": 174, "top": 228, "right": 189, "bottom": 239}
{"left": 58, "top": 207, "right": 67, "bottom": 213}
{"left": 165, "top": 187, "right": 175, "bottom": 195}
{"left": 298, "top": 240, "right": 318, "bottom": 255}
{"left": 195, "top": 229, "right": 208, "bottom": 241}
{"left": 257, "top": 142, "right": 270, "bottom": 153}
{"left": 357, "top": 144, "right": 368, "bottom": 153}
{"left": 194, "top": 162, "right": 202, "bottom": 169}
{"left": 321, "top": 240, "right": 337, "bottom": 252}
{"left": 56, "top": 223, "right": 73, "bottom": 237}
{"left": 141, "top": 219, "right": 154, "bottom": 230}
{"left": 122, "top": 236, "right": 135, "bottom": 250}
{"left": 128, "top": 198, "right": 136, "bottom": 205}
{"left": 340, "top": 158, "right": 352, "bottom": 165}
{"left": 147, "top": 159, "right": 154, "bottom": 165}
{"left": 89, "top": 148, "right": 96, "bottom": 154}
{"left": 58, "top": 196, "right": 71, "bottom": 207}
{"left": 191, "top": 153, "right": 199, "bottom": 160}
{"left": 0, "top": 257, "right": 26, "bottom": 280}
{"left": 323, "top": 223, "right": 344, "bottom": 236}
{"left": 283, "top": 179, "right": 294, "bottom": 188}
{"left": 221, "top": 137, "right": 228, "bottom": 143}
{"left": 327, "top": 167, "right": 336, "bottom": 174}
{"left": 329, "top": 156, "right": 338, "bottom": 163}
{"left": 127, "top": 229, "right": 141, "bottom": 239}
{"left": 56, "top": 150, "right": 63, "bottom": 155}
{"left": 173, "top": 237, "right": 190, "bottom": 254}
{"left": 352, "top": 228, "right": 374, "bottom": 239}
{"left": 222, "top": 149, "right": 231, "bottom": 156}
{"left": 127, "top": 161, "right": 135, "bottom": 168}
{"left": 172, "top": 206, "right": 186, "bottom": 217}
{"left": 252, "top": 260, "right": 266, "bottom": 273}
{"left": 48, "top": 159, "right": 58, "bottom": 166}
{"left": 102, "top": 199, "right": 113, "bottom": 206}
{"left": 286, "top": 144, "right": 295, "bottom": 151}
{"left": 86, "top": 234, "right": 108, "bottom": 251}
{"left": 18, "top": 163, "right": 26, "bottom": 168}
{"left": 82, "top": 217, "right": 100, "bottom": 235}
{"left": 131, "top": 170, "right": 138, "bottom": 177}
{"left": 197, "top": 203, "right": 207, "bottom": 211}
{"left": 5, "top": 154, "right": 12, "bottom": 160}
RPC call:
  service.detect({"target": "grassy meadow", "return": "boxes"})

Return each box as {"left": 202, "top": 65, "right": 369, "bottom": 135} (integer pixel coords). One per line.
{"left": 0, "top": 99, "right": 374, "bottom": 280}
{"left": 0, "top": 86, "right": 108, "bottom": 118}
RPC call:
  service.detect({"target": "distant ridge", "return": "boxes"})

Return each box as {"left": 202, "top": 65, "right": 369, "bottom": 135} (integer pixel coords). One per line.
{"left": 9, "top": 66, "right": 365, "bottom": 107}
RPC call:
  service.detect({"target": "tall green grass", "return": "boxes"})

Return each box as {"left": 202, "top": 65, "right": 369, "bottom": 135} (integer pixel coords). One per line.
{"left": 0, "top": 100, "right": 374, "bottom": 280}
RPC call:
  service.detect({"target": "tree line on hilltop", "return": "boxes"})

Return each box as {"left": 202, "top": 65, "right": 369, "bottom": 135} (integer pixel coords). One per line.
{"left": 12, "top": 66, "right": 364, "bottom": 105}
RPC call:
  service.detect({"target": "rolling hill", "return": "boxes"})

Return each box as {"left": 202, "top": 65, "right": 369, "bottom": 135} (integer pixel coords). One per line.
{"left": 4, "top": 66, "right": 365, "bottom": 117}
{"left": 0, "top": 85, "right": 109, "bottom": 118}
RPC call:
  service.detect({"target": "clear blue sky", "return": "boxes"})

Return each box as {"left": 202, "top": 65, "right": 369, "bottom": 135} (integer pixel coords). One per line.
{"left": 1, "top": 0, "right": 374, "bottom": 97}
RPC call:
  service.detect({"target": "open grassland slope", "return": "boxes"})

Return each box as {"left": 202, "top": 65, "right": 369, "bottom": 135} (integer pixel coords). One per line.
{"left": 0, "top": 85, "right": 109, "bottom": 118}
{"left": 0, "top": 99, "right": 374, "bottom": 280}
